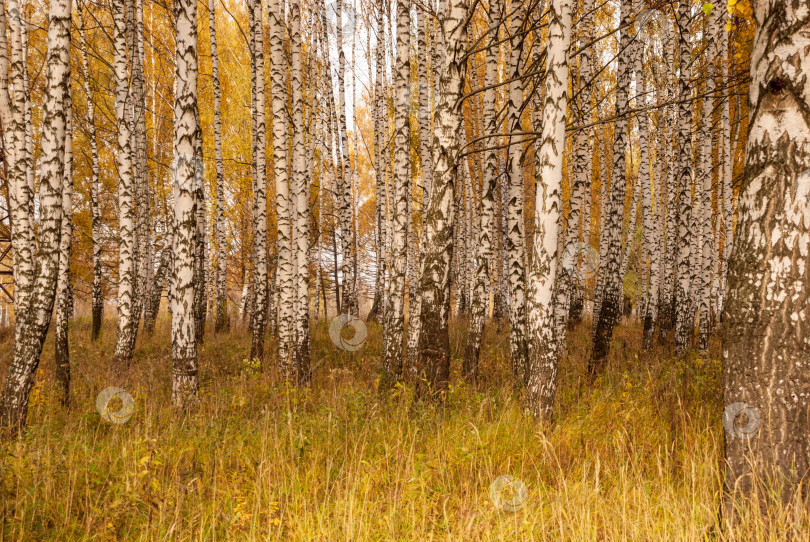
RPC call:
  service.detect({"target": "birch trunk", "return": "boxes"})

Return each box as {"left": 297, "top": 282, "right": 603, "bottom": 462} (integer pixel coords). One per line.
{"left": 525, "top": 0, "right": 572, "bottom": 419}
{"left": 271, "top": 0, "right": 294, "bottom": 374}
{"left": 462, "top": 0, "right": 501, "bottom": 381}
{"left": 171, "top": 0, "right": 200, "bottom": 407}
{"left": 54, "top": 95, "right": 73, "bottom": 406}
{"left": 249, "top": 0, "right": 267, "bottom": 362}
{"left": 505, "top": 2, "right": 528, "bottom": 384}
{"left": 416, "top": 0, "right": 468, "bottom": 398}
{"left": 210, "top": 0, "right": 229, "bottom": 333}
{"left": 76, "top": 4, "right": 104, "bottom": 341}
{"left": 112, "top": 0, "right": 139, "bottom": 372}
{"left": 673, "top": 0, "right": 694, "bottom": 354}
{"left": 0, "top": 0, "right": 70, "bottom": 430}
{"left": 381, "top": 0, "right": 410, "bottom": 389}
{"left": 722, "top": 0, "right": 810, "bottom": 513}
{"left": 290, "top": 0, "right": 311, "bottom": 383}
{"left": 336, "top": 0, "right": 357, "bottom": 315}
{"left": 589, "top": 0, "right": 632, "bottom": 376}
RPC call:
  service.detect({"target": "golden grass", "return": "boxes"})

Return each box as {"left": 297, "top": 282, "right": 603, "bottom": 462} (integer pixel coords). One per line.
{"left": 0, "top": 317, "right": 804, "bottom": 540}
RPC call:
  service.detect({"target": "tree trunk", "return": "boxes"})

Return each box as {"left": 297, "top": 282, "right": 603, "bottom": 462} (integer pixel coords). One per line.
{"left": 249, "top": 0, "right": 267, "bottom": 362}
{"left": 673, "top": 0, "right": 694, "bottom": 354}
{"left": 210, "top": 0, "right": 229, "bottom": 333}
{"left": 589, "top": 0, "right": 632, "bottom": 377}
{"left": 290, "top": 0, "right": 311, "bottom": 383}
{"left": 54, "top": 97, "right": 73, "bottom": 407}
{"left": 0, "top": 0, "right": 70, "bottom": 431}
{"left": 463, "top": 0, "right": 501, "bottom": 382}
{"left": 381, "top": 0, "right": 411, "bottom": 390}
{"left": 526, "top": 0, "right": 572, "bottom": 419}
{"left": 171, "top": 0, "right": 200, "bottom": 407}
{"left": 416, "top": 0, "right": 468, "bottom": 399}
{"left": 76, "top": 4, "right": 104, "bottom": 341}
{"left": 722, "top": 0, "right": 810, "bottom": 515}
{"left": 273, "top": 0, "right": 294, "bottom": 375}
{"left": 505, "top": 2, "right": 528, "bottom": 385}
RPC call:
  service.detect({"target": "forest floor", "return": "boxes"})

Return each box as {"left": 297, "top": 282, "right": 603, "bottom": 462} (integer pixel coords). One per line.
{"left": 0, "top": 317, "right": 803, "bottom": 540}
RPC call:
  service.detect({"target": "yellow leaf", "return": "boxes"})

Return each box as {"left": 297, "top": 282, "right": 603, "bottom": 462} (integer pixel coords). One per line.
{"left": 725, "top": 20, "right": 732, "bottom": 32}
{"left": 702, "top": 2, "right": 714, "bottom": 16}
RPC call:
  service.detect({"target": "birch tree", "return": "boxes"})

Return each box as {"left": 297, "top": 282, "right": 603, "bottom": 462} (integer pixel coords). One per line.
{"left": 380, "top": 0, "right": 410, "bottom": 389}
{"left": 505, "top": 2, "right": 528, "bottom": 384}
{"left": 589, "top": 0, "right": 632, "bottom": 376}
{"left": 54, "top": 95, "right": 73, "bottom": 406}
{"left": 290, "top": 0, "right": 311, "bottom": 383}
{"left": 463, "top": 0, "right": 500, "bottom": 381}
{"left": 722, "top": 0, "right": 810, "bottom": 515}
{"left": 0, "top": 0, "right": 71, "bottom": 430}
{"left": 171, "top": 0, "right": 201, "bottom": 407}
{"left": 526, "top": 0, "right": 572, "bottom": 419}
{"left": 210, "top": 0, "right": 228, "bottom": 332}
{"left": 249, "top": 0, "right": 267, "bottom": 362}
{"left": 111, "top": 0, "right": 139, "bottom": 372}
{"left": 416, "top": 0, "right": 468, "bottom": 397}
{"left": 77, "top": 2, "right": 104, "bottom": 341}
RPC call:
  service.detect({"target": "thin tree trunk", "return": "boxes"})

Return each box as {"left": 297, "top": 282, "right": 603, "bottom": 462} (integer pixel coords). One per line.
{"left": 249, "top": 0, "right": 267, "bottom": 362}
{"left": 210, "top": 0, "right": 229, "bottom": 333}
{"left": 381, "top": 0, "right": 410, "bottom": 390}
{"left": 54, "top": 95, "right": 73, "bottom": 407}
{"left": 76, "top": 3, "right": 104, "bottom": 341}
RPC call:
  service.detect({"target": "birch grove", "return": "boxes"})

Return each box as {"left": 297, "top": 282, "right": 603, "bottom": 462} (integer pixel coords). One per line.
{"left": 2, "top": 0, "right": 806, "bottom": 528}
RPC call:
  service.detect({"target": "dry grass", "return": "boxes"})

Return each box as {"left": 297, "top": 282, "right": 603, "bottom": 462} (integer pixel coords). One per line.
{"left": 0, "top": 317, "right": 804, "bottom": 540}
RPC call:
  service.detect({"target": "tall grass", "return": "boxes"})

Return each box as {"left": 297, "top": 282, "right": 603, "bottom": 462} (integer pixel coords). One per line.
{"left": 0, "top": 318, "right": 804, "bottom": 540}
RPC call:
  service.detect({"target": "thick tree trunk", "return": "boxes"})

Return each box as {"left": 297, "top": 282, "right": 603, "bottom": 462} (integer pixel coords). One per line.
{"left": 505, "top": 3, "right": 528, "bottom": 385}
{"left": 0, "top": 0, "right": 70, "bottom": 431}
{"left": 112, "top": 0, "right": 139, "bottom": 372}
{"left": 171, "top": 0, "right": 200, "bottom": 407}
{"left": 416, "top": 0, "right": 468, "bottom": 398}
{"left": 273, "top": 0, "right": 294, "bottom": 375}
{"left": 673, "top": 0, "right": 694, "bottom": 354}
{"left": 722, "top": 0, "right": 810, "bottom": 515}
{"left": 290, "top": 0, "right": 311, "bottom": 384}
{"left": 526, "top": 0, "right": 572, "bottom": 419}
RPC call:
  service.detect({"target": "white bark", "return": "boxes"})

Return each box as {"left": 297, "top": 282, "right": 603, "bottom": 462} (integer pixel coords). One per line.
{"left": 526, "top": 0, "right": 572, "bottom": 419}
{"left": 171, "top": 0, "right": 201, "bottom": 407}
